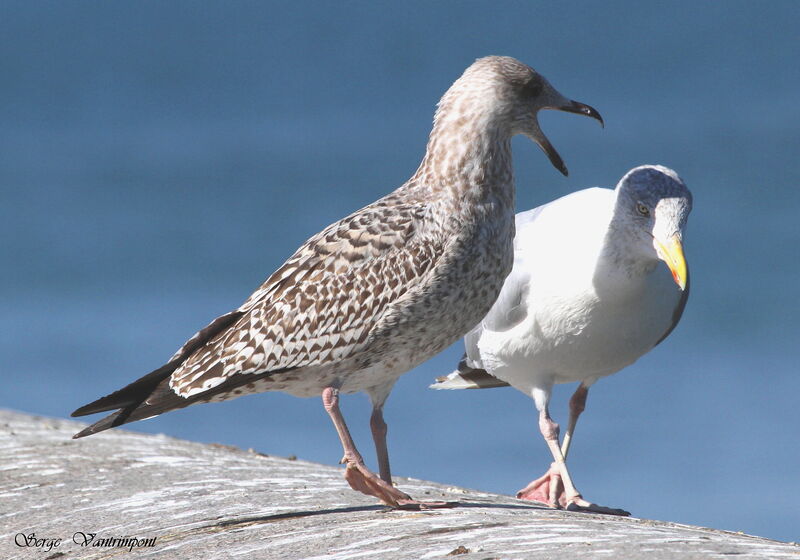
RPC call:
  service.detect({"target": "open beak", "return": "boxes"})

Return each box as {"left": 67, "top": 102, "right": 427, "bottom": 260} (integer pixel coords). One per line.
{"left": 537, "top": 100, "right": 603, "bottom": 177}
{"left": 654, "top": 234, "right": 688, "bottom": 291}
{"left": 536, "top": 134, "right": 569, "bottom": 176}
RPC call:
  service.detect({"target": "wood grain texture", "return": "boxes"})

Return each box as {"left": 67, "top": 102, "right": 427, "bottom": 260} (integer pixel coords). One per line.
{"left": 1, "top": 409, "right": 796, "bottom": 560}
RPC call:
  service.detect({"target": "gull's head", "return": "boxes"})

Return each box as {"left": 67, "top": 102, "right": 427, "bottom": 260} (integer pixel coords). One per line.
{"left": 438, "top": 56, "right": 603, "bottom": 176}
{"left": 615, "top": 165, "right": 692, "bottom": 290}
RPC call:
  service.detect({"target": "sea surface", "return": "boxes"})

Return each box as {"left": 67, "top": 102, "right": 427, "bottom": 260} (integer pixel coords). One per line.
{"left": 2, "top": 1, "right": 798, "bottom": 543}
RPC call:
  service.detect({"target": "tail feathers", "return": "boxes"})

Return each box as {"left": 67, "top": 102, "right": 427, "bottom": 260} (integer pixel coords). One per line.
{"left": 71, "top": 360, "right": 181, "bottom": 418}
{"left": 73, "top": 309, "right": 244, "bottom": 418}
{"left": 71, "top": 362, "right": 189, "bottom": 439}
{"left": 70, "top": 309, "right": 246, "bottom": 439}
{"left": 430, "top": 356, "right": 510, "bottom": 390}
{"left": 71, "top": 370, "right": 279, "bottom": 439}
{"left": 71, "top": 387, "right": 188, "bottom": 439}
{"left": 72, "top": 406, "right": 143, "bottom": 439}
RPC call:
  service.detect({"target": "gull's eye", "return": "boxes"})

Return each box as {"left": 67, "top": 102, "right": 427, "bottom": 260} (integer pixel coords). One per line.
{"left": 636, "top": 202, "right": 650, "bottom": 216}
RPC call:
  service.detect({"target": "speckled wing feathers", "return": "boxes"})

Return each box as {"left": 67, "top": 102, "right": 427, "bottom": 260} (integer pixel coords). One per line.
{"left": 169, "top": 197, "right": 441, "bottom": 398}
{"left": 71, "top": 56, "right": 571, "bottom": 438}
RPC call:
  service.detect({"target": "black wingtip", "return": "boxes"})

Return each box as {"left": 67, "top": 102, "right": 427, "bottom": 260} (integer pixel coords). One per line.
{"left": 73, "top": 424, "right": 107, "bottom": 439}
{"left": 71, "top": 404, "right": 98, "bottom": 418}
{"left": 73, "top": 424, "right": 104, "bottom": 439}
{"left": 71, "top": 406, "right": 135, "bottom": 438}
{"left": 71, "top": 398, "right": 127, "bottom": 418}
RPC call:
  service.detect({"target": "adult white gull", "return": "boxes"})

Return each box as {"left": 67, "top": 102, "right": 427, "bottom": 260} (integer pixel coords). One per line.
{"left": 433, "top": 165, "right": 691, "bottom": 515}
{"left": 71, "top": 56, "right": 602, "bottom": 509}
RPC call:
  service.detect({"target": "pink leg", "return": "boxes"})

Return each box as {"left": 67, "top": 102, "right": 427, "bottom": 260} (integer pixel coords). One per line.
{"left": 516, "top": 385, "right": 629, "bottom": 516}
{"left": 370, "top": 405, "right": 392, "bottom": 484}
{"left": 518, "top": 384, "right": 588, "bottom": 506}
{"left": 322, "top": 387, "right": 452, "bottom": 509}
{"left": 561, "top": 384, "right": 588, "bottom": 460}
{"left": 516, "top": 408, "right": 566, "bottom": 507}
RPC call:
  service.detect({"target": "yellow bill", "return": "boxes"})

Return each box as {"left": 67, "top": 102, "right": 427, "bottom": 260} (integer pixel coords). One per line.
{"left": 655, "top": 234, "right": 687, "bottom": 291}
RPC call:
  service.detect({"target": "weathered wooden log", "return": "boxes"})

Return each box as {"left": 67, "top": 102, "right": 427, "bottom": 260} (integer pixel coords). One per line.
{"left": 1, "top": 409, "right": 796, "bottom": 559}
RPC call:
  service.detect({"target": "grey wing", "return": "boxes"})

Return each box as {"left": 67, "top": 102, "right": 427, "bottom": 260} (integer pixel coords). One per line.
{"left": 169, "top": 199, "right": 439, "bottom": 397}
{"left": 477, "top": 202, "right": 554, "bottom": 334}
{"left": 462, "top": 226, "right": 535, "bottom": 370}
{"left": 514, "top": 204, "right": 548, "bottom": 232}
{"left": 461, "top": 257, "right": 530, "bottom": 372}
{"left": 462, "top": 263, "right": 530, "bottom": 369}
{"left": 478, "top": 263, "right": 531, "bottom": 333}
{"left": 476, "top": 203, "right": 548, "bottom": 333}
{"left": 655, "top": 269, "right": 690, "bottom": 346}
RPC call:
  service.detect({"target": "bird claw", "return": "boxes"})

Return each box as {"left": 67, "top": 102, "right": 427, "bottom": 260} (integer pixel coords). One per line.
{"left": 394, "top": 499, "right": 458, "bottom": 511}
{"left": 565, "top": 500, "right": 631, "bottom": 516}
{"left": 516, "top": 463, "right": 629, "bottom": 516}
{"left": 342, "top": 460, "right": 452, "bottom": 509}
{"left": 343, "top": 460, "right": 410, "bottom": 506}
{"left": 516, "top": 462, "right": 566, "bottom": 507}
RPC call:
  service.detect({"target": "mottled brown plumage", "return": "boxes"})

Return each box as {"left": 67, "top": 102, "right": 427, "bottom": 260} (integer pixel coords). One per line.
{"left": 72, "top": 56, "right": 602, "bottom": 508}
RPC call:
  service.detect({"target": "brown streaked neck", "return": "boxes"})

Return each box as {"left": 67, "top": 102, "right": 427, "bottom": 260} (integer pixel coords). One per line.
{"left": 412, "top": 104, "right": 515, "bottom": 206}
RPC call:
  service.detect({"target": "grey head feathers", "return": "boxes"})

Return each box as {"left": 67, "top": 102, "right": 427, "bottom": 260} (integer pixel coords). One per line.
{"left": 611, "top": 164, "right": 692, "bottom": 267}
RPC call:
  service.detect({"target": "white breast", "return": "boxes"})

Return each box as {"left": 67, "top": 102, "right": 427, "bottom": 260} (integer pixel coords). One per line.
{"left": 475, "top": 188, "right": 682, "bottom": 393}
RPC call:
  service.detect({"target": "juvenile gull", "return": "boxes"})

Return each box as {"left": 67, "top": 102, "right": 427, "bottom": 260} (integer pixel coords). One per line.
{"left": 71, "top": 56, "right": 602, "bottom": 509}
{"left": 433, "top": 165, "right": 691, "bottom": 515}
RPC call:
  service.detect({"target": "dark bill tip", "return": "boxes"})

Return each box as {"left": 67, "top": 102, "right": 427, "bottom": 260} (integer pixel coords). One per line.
{"left": 561, "top": 100, "right": 604, "bottom": 128}
{"left": 538, "top": 134, "right": 569, "bottom": 176}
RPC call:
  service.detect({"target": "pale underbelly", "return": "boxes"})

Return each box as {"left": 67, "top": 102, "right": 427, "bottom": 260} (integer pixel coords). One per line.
{"left": 480, "top": 291, "right": 679, "bottom": 390}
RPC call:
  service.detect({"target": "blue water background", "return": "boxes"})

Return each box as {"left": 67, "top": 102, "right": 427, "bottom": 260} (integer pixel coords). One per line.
{"left": 2, "top": 1, "right": 798, "bottom": 543}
